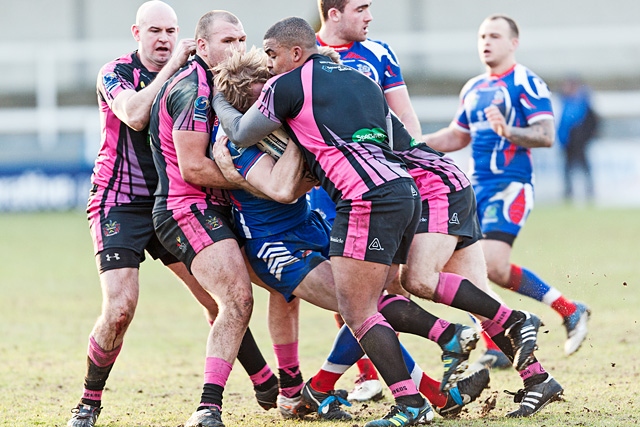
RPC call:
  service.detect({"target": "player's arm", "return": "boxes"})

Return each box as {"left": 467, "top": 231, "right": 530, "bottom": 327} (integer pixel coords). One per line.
{"left": 213, "top": 93, "right": 281, "bottom": 148}
{"left": 213, "top": 137, "right": 313, "bottom": 203}
{"left": 110, "top": 39, "right": 196, "bottom": 131}
{"left": 484, "top": 105, "right": 555, "bottom": 148}
{"left": 247, "top": 142, "right": 316, "bottom": 203}
{"left": 422, "top": 125, "right": 471, "bottom": 152}
{"left": 385, "top": 87, "right": 422, "bottom": 140}
{"left": 174, "top": 129, "right": 246, "bottom": 190}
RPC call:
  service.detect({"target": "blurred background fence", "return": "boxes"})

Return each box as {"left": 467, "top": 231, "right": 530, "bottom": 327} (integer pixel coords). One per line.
{"left": 1, "top": 0, "right": 639, "bottom": 211}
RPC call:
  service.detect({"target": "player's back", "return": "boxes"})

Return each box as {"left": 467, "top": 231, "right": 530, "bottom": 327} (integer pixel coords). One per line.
{"left": 261, "top": 54, "right": 410, "bottom": 203}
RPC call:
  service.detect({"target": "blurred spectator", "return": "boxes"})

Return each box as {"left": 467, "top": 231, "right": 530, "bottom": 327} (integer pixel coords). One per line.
{"left": 556, "top": 77, "right": 599, "bottom": 203}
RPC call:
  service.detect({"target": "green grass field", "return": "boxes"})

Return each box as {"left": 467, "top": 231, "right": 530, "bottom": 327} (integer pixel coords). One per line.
{"left": 0, "top": 206, "right": 638, "bottom": 426}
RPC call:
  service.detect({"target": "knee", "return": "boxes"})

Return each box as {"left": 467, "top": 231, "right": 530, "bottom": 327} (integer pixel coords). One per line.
{"left": 401, "top": 275, "right": 436, "bottom": 300}
{"left": 486, "top": 263, "right": 511, "bottom": 287}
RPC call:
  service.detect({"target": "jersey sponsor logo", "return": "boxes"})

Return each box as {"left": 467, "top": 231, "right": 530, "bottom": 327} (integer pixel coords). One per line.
{"left": 193, "top": 96, "right": 209, "bottom": 122}
{"left": 257, "top": 242, "right": 300, "bottom": 281}
{"left": 105, "top": 252, "right": 120, "bottom": 262}
{"left": 176, "top": 236, "right": 188, "bottom": 253}
{"left": 103, "top": 73, "right": 120, "bottom": 93}
{"left": 330, "top": 236, "right": 344, "bottom": 244}
{"left": 102, "top": 220, "right": 120, "bottom": 237}
{"left": 343, "top": 52, "right": 367, "bottom": 61}
{"left": 449, "top": 212, "right": 460, "bottom": 225}
{"left": 352, "top": 127, "right": 386, "bottom": 144}
{"left": 368, "top": 237, "right": 384, "bottom": 251}
{"left": 205, "top": 215, "right": 223, "bottom": 231}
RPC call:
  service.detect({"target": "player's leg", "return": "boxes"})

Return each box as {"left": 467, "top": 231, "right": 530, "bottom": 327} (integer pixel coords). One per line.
{"left": 480, "top": 182, "right": 590, "bottom": 356}
{"left": 185, "top": 239, "right": 253, "bottom": 426}
{"left": 267, "top": 292, "right": 306, "bottom": 418}
{"left": 68, "top": 266, "right": 139, "bottom": 426}
{"left": 68, "top": 198, "right": 148, "bottom": 427}
{"left": 169, "top": 257, "right": 279, "bottom": 412}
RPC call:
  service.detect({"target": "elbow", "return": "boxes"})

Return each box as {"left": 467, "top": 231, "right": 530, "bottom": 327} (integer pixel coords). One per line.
{"left": 127, "top": 115, "right": 149, "bottom": 132}
{"left": 269, "top": 188, "right": 298, "bottom": 204}
{"left": 180, "top": 166, "right": 202, "bottom": 186}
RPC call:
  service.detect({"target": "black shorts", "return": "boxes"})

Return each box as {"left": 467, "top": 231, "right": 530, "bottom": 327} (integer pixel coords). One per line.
{"left": 330, "top": 179, "right": 421, "bottom": 265}
{"left": 87, "top": 187, "right": 177, "bottom": 270}
{"left": 417, "top": 184, "right": 482, "bottom": 250}
{"left": 153, "top": 202, "right": 237, "bottom": 272}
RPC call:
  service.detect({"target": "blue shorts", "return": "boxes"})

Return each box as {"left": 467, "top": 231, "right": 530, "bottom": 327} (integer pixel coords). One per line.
{"left": 244, "top": 210, "right": 331, "bottom": 302}
{"left": 308, "top": 187, "right": 336, "bottom": 226}
{"left": 474, "top": 181, "right": 534, "bottom": 244}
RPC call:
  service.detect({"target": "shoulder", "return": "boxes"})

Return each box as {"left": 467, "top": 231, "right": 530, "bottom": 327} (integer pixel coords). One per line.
{"left": 512, "top": 64, "right": 551, "bottom": 97}
{"left": 460, "top": 73, "right": 487, "bottom": 97}
{"left": 361, "top": 39, "right": 398, "bottom": 60}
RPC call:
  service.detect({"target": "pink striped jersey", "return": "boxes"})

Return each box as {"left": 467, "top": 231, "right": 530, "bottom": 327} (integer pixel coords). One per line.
{"left": 92, "top": 51, "right": 159, "bottom": 202}
{"left": 149, "top": 55, "right": 227, "bottom": 213}
{"left": 257, "top": 54, "right": 412, "bottom": 203}
{"left": 389, "top": 114, "right": 471, "bottom": 199}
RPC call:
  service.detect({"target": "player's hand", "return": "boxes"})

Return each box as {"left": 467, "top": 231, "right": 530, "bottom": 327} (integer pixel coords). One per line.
{"left": 213, "top": 136, "right": 243, "bottom": 182}
{"left": 484, "top": 105, "right": 510, "bottom": 138}
{"left": 169, "top": 38, "right": 196, "bottom": 69}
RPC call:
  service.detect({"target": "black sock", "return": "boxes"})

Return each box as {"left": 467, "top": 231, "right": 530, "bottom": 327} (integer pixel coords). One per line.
{"left": 358, "top": 323, "right": 423, "bottom": 408}
{"left": 199, "top": 383, "right": 224, "bottom": 410}
{"left": 80, "top": 358, "right": 115, "bottom": 406}
{"left": 378, "top": 294, "right": 456, "bottom": 345}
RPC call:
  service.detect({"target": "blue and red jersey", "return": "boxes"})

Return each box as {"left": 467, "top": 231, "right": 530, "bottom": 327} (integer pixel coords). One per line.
{"left": 224, "top": 140, "right": 310, "bottom": 239}
{"left": 451, "top": 63, "right": 553, "bottom": 185}
{"left": 316, "top": 36, "right": 406, "bottom": 93}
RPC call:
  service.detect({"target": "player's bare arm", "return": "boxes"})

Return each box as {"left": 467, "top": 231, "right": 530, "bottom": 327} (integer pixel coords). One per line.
{"left": 174, "top": 130, "right": 244, "bottom": 190}
{"left": 252, "top": 141, "right": 316, "bottom": 203}
{"left": 422, "top": 126, "right": 471, "bottom": 153}
{"left": 385, "top": 88, "right": 422, "bottom": 139}
{"left": 212, "top": 136, "right": 268, "bottom": 198}
{"left": 484, "top": 104, "right": 554, "bottom": 148}
{"left": 110, "top": 38, "right": 196, "bottom": 131}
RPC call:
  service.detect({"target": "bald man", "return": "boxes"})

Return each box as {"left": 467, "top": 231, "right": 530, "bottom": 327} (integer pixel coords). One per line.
{"left": 67, "top": 3, "right": 276, "bottom": 427}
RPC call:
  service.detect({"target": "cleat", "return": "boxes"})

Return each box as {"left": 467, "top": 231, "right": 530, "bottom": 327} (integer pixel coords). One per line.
{"left": 301, "top": 380, "right": 352, "bottom": 420}
{"left": 505, "top": 311, "right": 541, "bottom": 371}
{"left": 435, "top": 368, "right": 490, "bottom": 418}
{"left": 505, "top": 375, "right": 564, "bottom": 417}
{"left": 348, "top": 376, "right": 384, "bottom": 402}
{"left": 364, "top": 399, "right": 434, "bottom": 426}
{"left": 67, "top": 404, "right": 102, "bottom": 427}
{"left": 439, "top": 324, "right": 480, "bottom": 391}
{"left": 277, "top": 394, "right": 308, "bottom": 419}
{"left": 254, "top": 382, "right": 278, "bottom": 410}
{"left": 470, "top": 348, "right": 512, "bottom": 371}
{"left": 184, "top": 407, "right": 225, "bottom": 427}
{"left": 563, "top": 302, "right": 591, "bottom": 355}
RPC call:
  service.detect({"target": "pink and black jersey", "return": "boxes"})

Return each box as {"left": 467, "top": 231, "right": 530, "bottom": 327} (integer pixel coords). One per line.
{"left": 389, "top": 114, "right": 471, "bottom": 200}
{"left": 316, "top": 36, "right": 406, "bottom": 93}
{"left": 150, "top": 55, "right": 227, "bottom": 214}
{"left": 257, "top": 54, "right": 411, "bottom": 203}
{"left": 92, "top": 51, "right": 158, "bottom": 201}
{"left": 452, "top": 63, "right": 553, "bottom": 185}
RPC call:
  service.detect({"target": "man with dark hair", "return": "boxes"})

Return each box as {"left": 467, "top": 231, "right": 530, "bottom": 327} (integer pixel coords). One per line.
{"left": 213, "top": 16, "right": 431, "bottom": 427}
